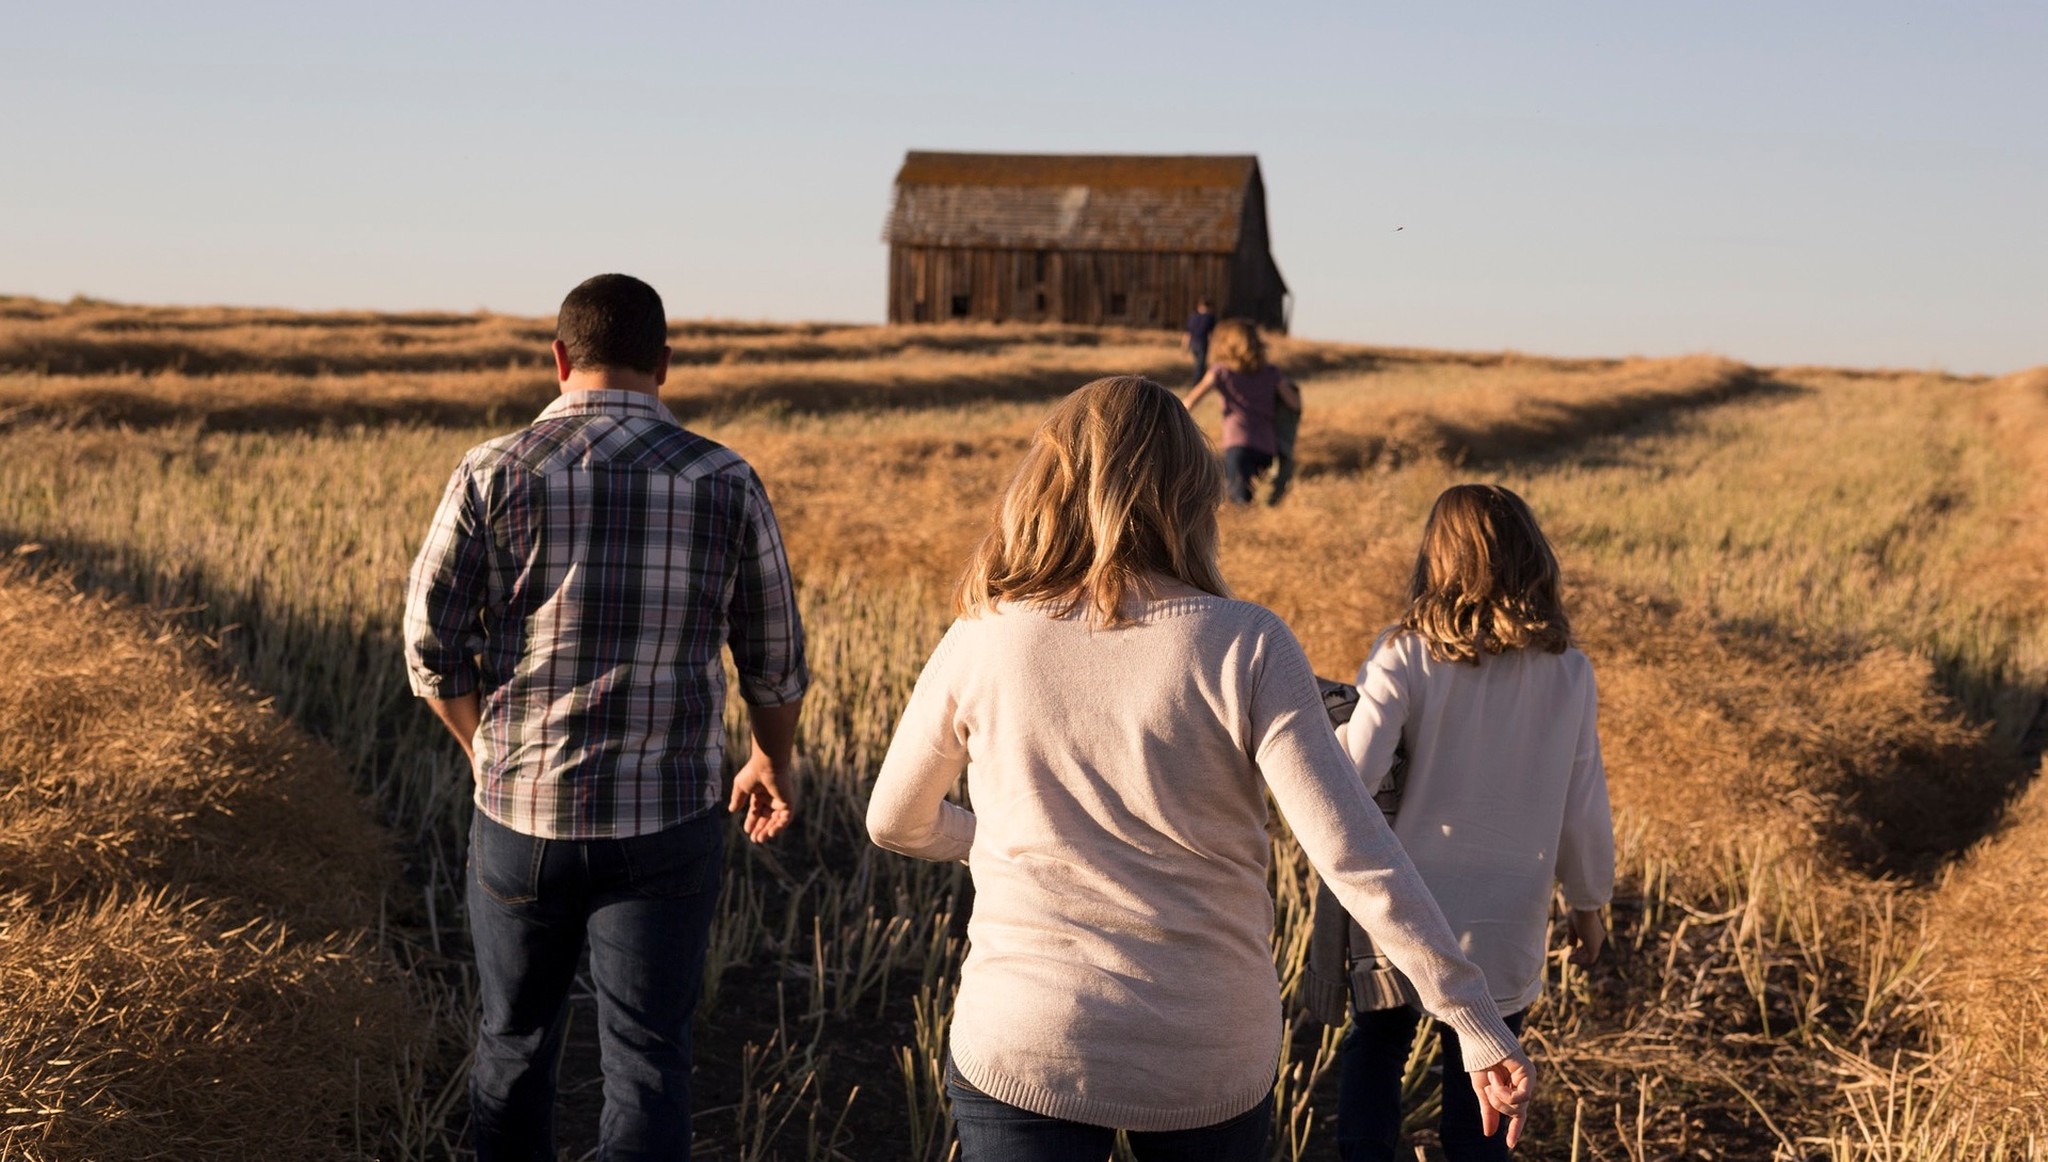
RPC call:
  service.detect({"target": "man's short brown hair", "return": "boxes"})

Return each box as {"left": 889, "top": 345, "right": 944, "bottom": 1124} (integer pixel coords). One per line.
{"left": 557, "top": 274, "right": 667, "bottom": 374}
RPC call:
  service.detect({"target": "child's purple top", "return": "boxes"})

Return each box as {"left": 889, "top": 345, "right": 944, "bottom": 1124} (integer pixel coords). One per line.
{"left": 1214, "top": 365, "right": 1283, "bottom": 455}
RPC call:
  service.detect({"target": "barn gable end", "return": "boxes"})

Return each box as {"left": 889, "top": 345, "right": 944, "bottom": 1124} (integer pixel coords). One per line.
{"left": 882, "top": 151, "right": 1289, "bottom": 332}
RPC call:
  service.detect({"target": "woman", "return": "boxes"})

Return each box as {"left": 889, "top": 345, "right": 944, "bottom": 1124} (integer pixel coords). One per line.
{"left": 1335, "top": 484, "right": 1614, "bottom": 1162}
{"left": 1182, "top": 318, "right": 1301, "bottom": 505}
{"left": 866, "top": 377, "right": 1533, "bottom": 1161}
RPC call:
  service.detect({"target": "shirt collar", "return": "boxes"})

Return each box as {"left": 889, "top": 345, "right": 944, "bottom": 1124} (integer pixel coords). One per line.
{"left": 536, "top": 388, "right": 682, "bottom": 428}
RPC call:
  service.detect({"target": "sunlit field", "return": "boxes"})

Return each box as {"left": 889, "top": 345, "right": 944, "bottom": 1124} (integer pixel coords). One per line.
{"left": 1, "top": 295, "right": 2041, "bottom": 1160}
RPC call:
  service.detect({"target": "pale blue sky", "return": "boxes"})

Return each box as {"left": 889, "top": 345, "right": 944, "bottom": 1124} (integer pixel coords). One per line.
{"left": 3, "top": 2, "right": 2042, "bottom": 372}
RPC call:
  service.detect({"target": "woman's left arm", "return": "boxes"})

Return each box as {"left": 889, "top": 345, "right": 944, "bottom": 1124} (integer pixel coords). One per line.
{"left": 866, "top": 633, "right": 976, "bottom": 862}
{"left": 1248, "top": 617, "right": 1526, "bottom": 1076}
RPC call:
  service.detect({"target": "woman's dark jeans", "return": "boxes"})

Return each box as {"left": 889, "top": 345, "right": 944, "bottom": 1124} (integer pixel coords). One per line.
{"left": 1222, "top": 446, "right": 1275, "bottom": 505}
{"left": 466, "top": 809, "right": 724, "bottom": 1162}
{"left": 946, "top": 1055, "right": 1272, "bottom": 1162}
{"left": 1337, "top": 1005, "right": 1527, "bottom": 1162}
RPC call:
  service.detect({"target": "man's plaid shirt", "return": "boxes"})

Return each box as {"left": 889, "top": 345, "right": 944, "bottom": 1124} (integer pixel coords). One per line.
{"left": 403, "top": 390, "right": 809, "bottom": 839}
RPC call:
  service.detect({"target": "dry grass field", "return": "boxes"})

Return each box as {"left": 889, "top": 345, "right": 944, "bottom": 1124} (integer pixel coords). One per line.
{"left": 0, "top": 564, "right": 432, "bottom": 1159}
{"left": 0, "top": 294, "right": 2040, "bottom": 1160}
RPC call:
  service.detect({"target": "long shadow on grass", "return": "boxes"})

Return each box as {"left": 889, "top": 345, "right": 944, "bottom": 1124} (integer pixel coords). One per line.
{"left": 1581, "top": 582, "right": 2043, "bottom": 883}
{"left": 1723, "top": 619, "right": 2043, "bottom": 882}
{"left": 0, "top": 367, "right": 1116, "bottom": 433}
{"left": 1, "top": 316, "right": 1400, "bottom": 380}
{"left": 0, "top": 344, "right": 1439, "bottom": 435}
{"left": 1296, "top": 370, "right": 1804, "bottom": 478}
{"left": 0, "top": 320, "right": 1132, "bottom": 378}
{"left": 0, "top": 362, "right": 1207, "bottom": 434}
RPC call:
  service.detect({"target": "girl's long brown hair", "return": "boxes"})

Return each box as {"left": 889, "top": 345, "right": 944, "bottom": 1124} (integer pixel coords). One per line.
{"left": 1400, "top": 484, "right": 1572, "bottom": 664}
{"left": 956, "top": 376, "right": 1229, "bottom": 626}
{"left": 1208, "top": 318, "right": 1268, "bottom": 374}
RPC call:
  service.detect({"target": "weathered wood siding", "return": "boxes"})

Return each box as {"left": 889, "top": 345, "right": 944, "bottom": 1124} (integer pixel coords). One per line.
{"left": 1228, "top": 175, "right": 1290, "bottom": 331}
{"left": 882, "top": 152, "right": 1290, "bottom": 332}
{"left": 889, "top": 246, "right": 1238, "bottom": 329}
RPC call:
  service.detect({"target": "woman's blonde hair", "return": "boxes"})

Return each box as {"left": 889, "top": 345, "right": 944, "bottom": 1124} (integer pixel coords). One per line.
{"left": 1399, "top": 484, "right": 1572, "bottom": 664}
{"left": 1208, "top": 318, "right": 1268, "bottom": 374}
{"left": 956, "top": 375, "right": 1230, "bottom": 626}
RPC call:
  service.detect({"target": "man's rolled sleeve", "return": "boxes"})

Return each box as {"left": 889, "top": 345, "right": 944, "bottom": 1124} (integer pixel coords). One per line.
{"left": 403, "top": 462, "right": 491, "bottom": 700}
{"left": 727, "top": 473, "right": 809, "bottom": 707}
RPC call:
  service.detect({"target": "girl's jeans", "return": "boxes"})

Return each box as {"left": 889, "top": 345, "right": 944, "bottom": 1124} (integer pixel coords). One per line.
{"left": 1337, "top": 1005, "right": 1528, "bottom": 1162}
{"left": 1222, "top": 446, "right": 1275, "bottom": 505}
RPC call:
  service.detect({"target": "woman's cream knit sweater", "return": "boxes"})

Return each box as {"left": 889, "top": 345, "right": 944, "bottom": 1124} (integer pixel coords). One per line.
{"left": 866, "top": 595, "right": 1521, "bottom": 1131}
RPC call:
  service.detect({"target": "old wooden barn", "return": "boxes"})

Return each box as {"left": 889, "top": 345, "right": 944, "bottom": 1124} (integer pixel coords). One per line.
{"left": 882, "top": 151, "right": 1289, "bottom": 332}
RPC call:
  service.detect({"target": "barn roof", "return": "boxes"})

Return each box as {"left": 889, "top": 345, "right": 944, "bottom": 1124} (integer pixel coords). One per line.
{"left": 885, "top": 152, "right": 1259, "bottom": 254}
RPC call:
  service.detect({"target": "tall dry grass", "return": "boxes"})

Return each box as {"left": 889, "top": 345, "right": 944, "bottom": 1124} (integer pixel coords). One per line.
{"left": 0, "top": 565, "right": 432, "bottom": 1160}
{"left": 0, "top": 299, "right": 2040, "bottom": 1157}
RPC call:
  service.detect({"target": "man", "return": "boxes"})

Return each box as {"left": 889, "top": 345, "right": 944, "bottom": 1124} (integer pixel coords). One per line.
{"left": 1182, "top": 296, "right": 1217, "bottom": 382}
{"left": 403, "top": 273, "right": 807, "bottom": 1161}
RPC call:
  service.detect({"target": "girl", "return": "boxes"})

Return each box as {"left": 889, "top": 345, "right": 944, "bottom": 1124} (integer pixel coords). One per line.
{"left": 1336, "top": 484, "right": 1615, "bottom": 1161}
{"left": 866, "top": 378, "right": 1533, "bottom": 1162}
{"left": 1182, "top": 318, "right": 1302, "bottom": 505}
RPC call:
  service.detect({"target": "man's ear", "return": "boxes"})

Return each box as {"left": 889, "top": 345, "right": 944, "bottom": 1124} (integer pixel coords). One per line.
{"left": 654, "top": 345, "right": 672, "bottom": 388}
{"left": 552, "top": 339, "right": 574, "bottom": 383}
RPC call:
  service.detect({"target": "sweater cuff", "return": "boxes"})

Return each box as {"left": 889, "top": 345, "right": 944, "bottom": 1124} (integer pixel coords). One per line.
{"left": 934, "top": 800, "right": 977, "bottom": 859}
{"left": 1442, "top": 1007, "right": 1524, "bottom": 1073}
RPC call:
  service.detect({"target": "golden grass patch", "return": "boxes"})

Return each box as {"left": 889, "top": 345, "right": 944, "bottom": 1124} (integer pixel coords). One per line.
{"left": 0, "top": 568, "right": 428, "bottom": 1160}
{"left": 1925, "top": 758, "right": 2048, "bottom": 1139}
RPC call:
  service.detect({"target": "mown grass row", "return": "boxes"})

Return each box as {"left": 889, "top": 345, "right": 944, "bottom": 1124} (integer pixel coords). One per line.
{"left": 0, "top": 567, "right": 434, "bottom": 1160}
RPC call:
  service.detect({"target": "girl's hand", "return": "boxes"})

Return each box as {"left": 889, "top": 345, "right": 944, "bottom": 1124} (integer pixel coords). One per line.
{"left": 1468, "top": 1051, "right": 1536, "bottom": 1147}
{"left": 1567, "top": 908, "right": 1607, "bottom": 967}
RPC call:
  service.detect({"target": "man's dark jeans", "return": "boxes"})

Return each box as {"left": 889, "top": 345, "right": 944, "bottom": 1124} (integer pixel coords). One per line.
{"left": 467, "top": 809, "right": 724, "bottom": 1162}
{"left": 1190, "top": 344, "right": 1208, "bottom": 384}
{"left": 945, "top": 1054, "right": 1272, "bottom": 1162}
{"left": 1336, "top": 1005, "right": 1527, "bottom": 1162}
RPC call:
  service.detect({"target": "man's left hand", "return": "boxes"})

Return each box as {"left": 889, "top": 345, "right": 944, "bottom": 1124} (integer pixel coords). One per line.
{"left": 728, "top": 752, "right": 795, "bottom": 842}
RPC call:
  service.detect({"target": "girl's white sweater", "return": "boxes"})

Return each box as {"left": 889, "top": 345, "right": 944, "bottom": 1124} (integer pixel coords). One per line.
{"left": 1344, "top": 632, "right": 1615, "bottom": 1014}
{"left": 867, "top": 596, "right": 1521, "bottom": 1132}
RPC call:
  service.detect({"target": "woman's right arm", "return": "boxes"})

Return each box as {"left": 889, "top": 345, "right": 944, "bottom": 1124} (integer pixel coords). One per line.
{"left": 1182, "top": 367, "right": 1218, "bottom": 406}
{"left": 866, "top": 630, "right": 976, "bottom": 862}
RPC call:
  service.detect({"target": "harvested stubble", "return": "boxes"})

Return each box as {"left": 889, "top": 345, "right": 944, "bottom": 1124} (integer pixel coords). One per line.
{"left": 0, "top": 566, "right": 427, "bottom": 1161}
{"left": 1, "top": 298, "right": 2043, "bottom": 1157}
{"left": 1914, "top": 368, "right": 2048, "bottom": 1146}
{"left": 1925, "top": 757, "right": 2048, "bottom": 1141}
